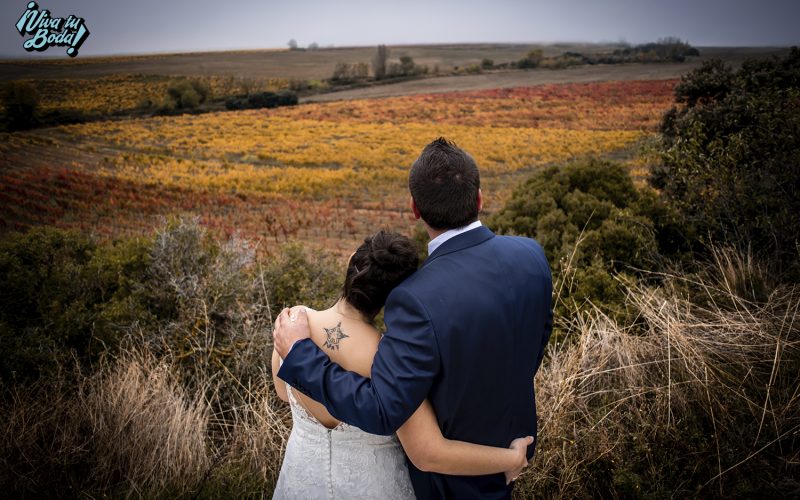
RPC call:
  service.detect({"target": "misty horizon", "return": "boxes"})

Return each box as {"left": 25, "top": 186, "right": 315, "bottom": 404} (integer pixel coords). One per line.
{"left": 1, "top": 39, "right": 796, "bottom": 61}
{"left": 1, "top": 0, "right": 799, "bottom": 60}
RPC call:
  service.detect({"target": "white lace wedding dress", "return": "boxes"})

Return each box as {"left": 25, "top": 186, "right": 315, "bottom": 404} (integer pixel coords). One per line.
{"left": 272, "top": 384, "right": 415, "bottom": 499}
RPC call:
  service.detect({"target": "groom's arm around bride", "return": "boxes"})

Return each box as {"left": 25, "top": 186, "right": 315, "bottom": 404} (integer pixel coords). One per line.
{"left": 275, "top": 138, "right": 553, "bottom": 499}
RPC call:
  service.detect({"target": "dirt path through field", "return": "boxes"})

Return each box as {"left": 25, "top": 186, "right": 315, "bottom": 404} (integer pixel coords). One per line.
{"left": 301, "top": 45, "right": 792, "bottom": 102}
{"left": 302, "top": 62, "right": 697, "bottom": 102}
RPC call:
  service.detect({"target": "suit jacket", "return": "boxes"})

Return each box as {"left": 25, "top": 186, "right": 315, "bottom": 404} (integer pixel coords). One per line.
{"left": 279, "top": 225, "right": 553, "bottom": 499}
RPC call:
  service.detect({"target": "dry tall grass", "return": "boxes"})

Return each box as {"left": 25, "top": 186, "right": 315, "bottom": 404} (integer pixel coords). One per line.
{"left": 82, "top": 350, "right": 211, "bottom": 496}
{"left": 217, "top": 368, "right": 291, "bottom": 492}
{"left": 517, "top": 258, "right": 800, "bottom": 497}
{"left": 0, "top": 348, "right": 291, "bottom": 498}
{"left": 1, "top": 238, "right": 797, "bottom": 498}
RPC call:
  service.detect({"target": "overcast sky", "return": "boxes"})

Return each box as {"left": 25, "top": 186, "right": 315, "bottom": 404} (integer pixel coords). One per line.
{"left": 2, "top": 0, "right": 799, "bottom": 58}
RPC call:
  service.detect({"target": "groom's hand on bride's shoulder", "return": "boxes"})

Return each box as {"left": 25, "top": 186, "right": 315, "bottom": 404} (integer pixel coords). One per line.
{"left": 273, "top": 306, "right": 311, "bottom": 359}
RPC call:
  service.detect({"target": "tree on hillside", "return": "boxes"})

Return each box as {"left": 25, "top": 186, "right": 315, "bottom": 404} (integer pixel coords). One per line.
{"left": 518, "top": 49, "right": 543, "bottom": 69}
{"left": 652, "top": 48, "right": 800, "bottom": 277}
{"left": 372, "top": 45, "right": 389, "bottom": 79}
{"left": 287, "top": 39, "right": 298, "bottom": 50}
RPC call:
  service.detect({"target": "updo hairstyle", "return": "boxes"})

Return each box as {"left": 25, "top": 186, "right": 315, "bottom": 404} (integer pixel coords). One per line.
{"left": 342, "top": 231, "right": 420, "bottom": 321}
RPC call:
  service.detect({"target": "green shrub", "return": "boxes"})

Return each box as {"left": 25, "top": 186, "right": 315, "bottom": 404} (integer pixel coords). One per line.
{"left": 489, "top": 158, "right": 686, "bottom": 319}
{"left": 614, "top": 37, "right": 699, "bottom": 62}
{"left": 386, "top": 56, "right": 428, "bottom": 78}
{"left": 517, "top": 49, "right": 543, "bottom": 69}
{"left": 540, "top": 53, "right": 585, "bottom": 69}
{"left": 465, "top": 64, "right": 482, "bottom": 74}
{"left": 224, "top": 90, "right": 298, "bottom": 110}
{"left": 162, "top": 78, "right": 212, "bottom": 111}
{"left": 0, "top": 227, "right": 151, "bottom": 383}
{"left": 652, "top": 48, "right": 800, "bottom": 278}
{"left": 259, "top": 242, "right": 341, "bottom": 312}
{"left": 0, "top": 218, "right": 343, "bottom": 386}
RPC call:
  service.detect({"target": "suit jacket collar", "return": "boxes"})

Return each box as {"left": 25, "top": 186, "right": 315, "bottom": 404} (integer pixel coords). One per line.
{"left": 422, "top": 225, "right": 495, "bottom": 267}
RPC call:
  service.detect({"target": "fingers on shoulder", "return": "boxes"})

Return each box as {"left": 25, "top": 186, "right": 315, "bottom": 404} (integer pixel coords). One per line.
{"left": 289, "top": 305, "right": 307, "bottom": 315}
{"left": 275, "top": 307, "right": 291, "bottom": 328}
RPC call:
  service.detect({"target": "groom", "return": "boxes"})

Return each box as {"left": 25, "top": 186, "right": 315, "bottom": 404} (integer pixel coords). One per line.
{"left": 274, "top": 137, "right": 553, "bottom": 499}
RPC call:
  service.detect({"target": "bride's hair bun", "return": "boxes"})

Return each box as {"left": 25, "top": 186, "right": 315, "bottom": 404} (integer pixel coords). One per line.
{"left": 368, "top": 231, "right": 418, "bottom": 270}
{"left": 342, "top": 231, "right": 419, "bottom": 322}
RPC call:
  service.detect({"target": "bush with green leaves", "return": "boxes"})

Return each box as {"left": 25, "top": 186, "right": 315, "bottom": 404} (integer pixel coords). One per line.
{"left": 517, "top": 49, "right": 543, "bottom": 69}
{"left": 0, "top": 219, "right": 342, "bottom": 386}
{"left": 0, "top": 227, "right": 151, "bottom": 383}
{"left": 259, "top": 242, "right": 342, "bottom": 312}
{"left": 162, "top": 78, "right": 212, "bottom": 111}
{"left": 614, "top": 37, "right": 699, "bottom": 62}
{"left": 652, "top": 48, "right": 800, "bottom": 278}
{"left": 224, "top": 90, "right": 298, "bottom": 110}
{"left": 489, "top": 158, "right": 686, "bottom": 319}
{"left": 386, "top": 56, "right": 428, "bottom": 78}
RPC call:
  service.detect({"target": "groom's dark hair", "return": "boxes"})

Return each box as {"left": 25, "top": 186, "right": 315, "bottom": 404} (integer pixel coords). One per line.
{"left": 409, "top": 137, "right": 480, "bottom": 230}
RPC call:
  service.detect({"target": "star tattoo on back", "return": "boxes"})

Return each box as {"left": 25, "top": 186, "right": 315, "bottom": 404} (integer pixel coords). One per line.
{"left": 323, "top": 321, "right": 349, "bottom": 350}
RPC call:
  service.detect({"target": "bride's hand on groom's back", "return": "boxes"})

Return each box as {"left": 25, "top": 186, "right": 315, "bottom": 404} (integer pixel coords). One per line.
{"left": 505, "top": 436, "right": 534, "bottom": 485}
{"left": 273, "top": 306, "right": 311, "bottom": 359}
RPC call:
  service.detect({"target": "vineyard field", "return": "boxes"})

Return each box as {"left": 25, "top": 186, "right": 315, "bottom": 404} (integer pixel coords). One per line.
{"left": 0, "top": 79, "right": 676, "bottom": 257}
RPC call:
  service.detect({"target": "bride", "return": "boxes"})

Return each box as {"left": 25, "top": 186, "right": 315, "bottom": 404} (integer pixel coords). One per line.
{"left": 271, "top": 231, "right": 532, "bottom": 499}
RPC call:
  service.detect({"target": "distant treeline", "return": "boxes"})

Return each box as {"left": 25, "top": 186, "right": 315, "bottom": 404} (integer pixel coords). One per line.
{"left": 321, "top": 38, "right": 700, "bottom": 86}
{"left": 0, "top": 76, "right": 300, "bottom": 131}
{"left": 508, "top": 37, "right": 699, "bottom": 70}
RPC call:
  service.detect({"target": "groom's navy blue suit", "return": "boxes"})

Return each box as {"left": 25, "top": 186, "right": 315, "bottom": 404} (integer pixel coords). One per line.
{"left": 279, "top": 225, "right": 552, "bottom": 499}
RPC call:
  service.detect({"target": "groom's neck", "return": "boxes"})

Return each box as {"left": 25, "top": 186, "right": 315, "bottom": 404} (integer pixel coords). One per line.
{"left": 425, "top": 219, "right": 478, "bottom": 240}
{"left": 426, "top": 227, "right": 445, "bottom": 240}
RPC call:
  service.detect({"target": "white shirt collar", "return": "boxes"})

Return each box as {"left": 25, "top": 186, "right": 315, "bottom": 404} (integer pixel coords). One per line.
{"left": 427, "top": 220, "right": 483, "bottom": 256}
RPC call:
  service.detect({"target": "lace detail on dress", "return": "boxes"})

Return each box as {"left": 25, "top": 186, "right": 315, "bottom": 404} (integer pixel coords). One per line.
{"left": 273, "top": 359, "right": 415, "bottom": 499}
{"left": 285, "top": 384, "right": 353, "bottom": 432}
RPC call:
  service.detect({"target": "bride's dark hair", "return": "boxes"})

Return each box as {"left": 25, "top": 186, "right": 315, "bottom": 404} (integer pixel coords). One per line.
{"left": 343, "top": 231, "right": 420, "bottom": 322}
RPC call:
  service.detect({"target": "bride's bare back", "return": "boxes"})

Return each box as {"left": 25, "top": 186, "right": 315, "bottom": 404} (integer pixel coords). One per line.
{"left": 291, "top": 304, "right": 381, "bottom": 429}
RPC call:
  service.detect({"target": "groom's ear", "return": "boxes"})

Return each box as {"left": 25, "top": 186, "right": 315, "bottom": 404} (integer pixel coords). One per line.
{"left": 477, "top": 189, "right": 483, "bottom": 212}
{"left": 410, "top": 197, "right": 421, "bottom": 220}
